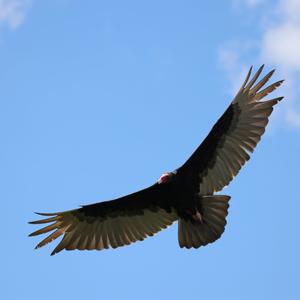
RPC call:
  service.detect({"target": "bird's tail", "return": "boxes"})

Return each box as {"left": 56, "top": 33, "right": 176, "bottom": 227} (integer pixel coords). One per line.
{"left": 178, "top": 195, "right": 230, "bottom": 248}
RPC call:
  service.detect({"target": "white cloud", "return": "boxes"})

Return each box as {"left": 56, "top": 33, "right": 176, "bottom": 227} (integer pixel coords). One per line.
{"left": 219, "top": 0, "right": 300, "bottom": 131}
{"left": 262, "top": 24, "right": 300, "bottom": 71}
{"left": 261, "top": 0, "right": 300, "bottom": 73}
{"left": 0, "top": 0, "right": 32, "bottom": 29}
{"left": 278, "top": 0, "right": 300, "bottom": 23}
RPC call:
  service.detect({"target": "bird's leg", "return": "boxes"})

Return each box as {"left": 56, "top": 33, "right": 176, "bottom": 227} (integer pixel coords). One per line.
{"left": 186, "top": 207, "right": 203, "bottom": 224}
{"left": 192, "top": 210, "right": 203, "bottom": 223}
{"left": 191, "top": 196, "right": 204, "bottom": 223}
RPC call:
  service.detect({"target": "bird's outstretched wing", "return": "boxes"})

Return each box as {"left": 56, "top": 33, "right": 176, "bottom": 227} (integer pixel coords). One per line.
{"left": 29, "top": 65, "right": 284, "bottom": 255}
{"left": 178, "top": 65, "right": 283, "bottom": 195}
{"left": 29, "top": 184, "right": 178, "bottom": 255}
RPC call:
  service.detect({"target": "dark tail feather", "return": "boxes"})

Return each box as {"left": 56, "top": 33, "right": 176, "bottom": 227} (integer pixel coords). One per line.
{"left": 178, "top": 195, "right": 230, "bottom": 248}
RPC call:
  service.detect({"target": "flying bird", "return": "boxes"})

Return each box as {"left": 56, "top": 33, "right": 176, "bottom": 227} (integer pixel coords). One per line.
{"left": 29, "top": 65, "right": 283, "bottom": 255}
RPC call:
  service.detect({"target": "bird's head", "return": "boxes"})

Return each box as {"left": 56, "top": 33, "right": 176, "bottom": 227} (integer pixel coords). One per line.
{"left": 158, "top": 172, "right": 175, "bottom": 184}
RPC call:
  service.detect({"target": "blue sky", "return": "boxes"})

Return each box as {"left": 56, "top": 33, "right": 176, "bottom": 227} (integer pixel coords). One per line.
{"left": 1, "top": 1, "right": 300, "bottom": 299}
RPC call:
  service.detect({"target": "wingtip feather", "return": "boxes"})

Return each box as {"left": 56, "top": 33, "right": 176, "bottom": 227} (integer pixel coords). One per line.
{"left": 275, "top": 96, "right": 284, "bottom": 102}
{"left": 50, "top": 250, "right": 58, "bottom": 256}
{"left": 34, "top": 212, "right": 58, "bottom": 216}
{"left": 245, "top": 65, "right": 265, "bottom": 91}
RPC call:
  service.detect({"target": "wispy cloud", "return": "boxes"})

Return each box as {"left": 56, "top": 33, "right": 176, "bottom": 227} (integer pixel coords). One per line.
{"left": 261, "top": 0, "right": 300, "bottom": 73}
{"left": 218, "top": 43, "right": 254, "bottom": 95}
{"left": 0, "top": 0, "right": 32, "bottom": 29}
{"left": 219, "top": 0, "right": 300, "bottom": 130}
{"left": 286, "top": 109, "right": 300, "bottom": 128}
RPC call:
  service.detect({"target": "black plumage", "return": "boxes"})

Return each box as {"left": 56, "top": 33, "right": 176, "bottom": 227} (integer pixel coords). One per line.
{"left": 29, "top": 65, "right": 284, "bottom": 255}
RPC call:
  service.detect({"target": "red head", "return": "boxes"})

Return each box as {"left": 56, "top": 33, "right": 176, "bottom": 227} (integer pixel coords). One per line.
{"left": 158, "top": 172, "right": 173, "bottom": 184}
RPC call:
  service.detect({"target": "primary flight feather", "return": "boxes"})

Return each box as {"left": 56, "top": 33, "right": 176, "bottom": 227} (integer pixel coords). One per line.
{"left": 29, "top": 65, "right": 284, "bottom": 255}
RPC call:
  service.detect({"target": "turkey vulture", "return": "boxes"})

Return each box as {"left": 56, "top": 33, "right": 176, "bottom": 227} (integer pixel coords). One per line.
{"left": 29, "top": 65, "right": 283, "bottom": 255}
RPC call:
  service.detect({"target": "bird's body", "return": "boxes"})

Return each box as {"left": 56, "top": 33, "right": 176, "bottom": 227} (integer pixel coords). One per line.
{"left": 29, "top": 65, "right": 284, "bottom": 255}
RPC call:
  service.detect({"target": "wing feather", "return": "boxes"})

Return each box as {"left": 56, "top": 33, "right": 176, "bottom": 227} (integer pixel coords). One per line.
{"left": 178, "top": 65, "right": 283, "bottom": 195}
{"left": 29, "top": 189, "right": 178, "bottom": 255}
